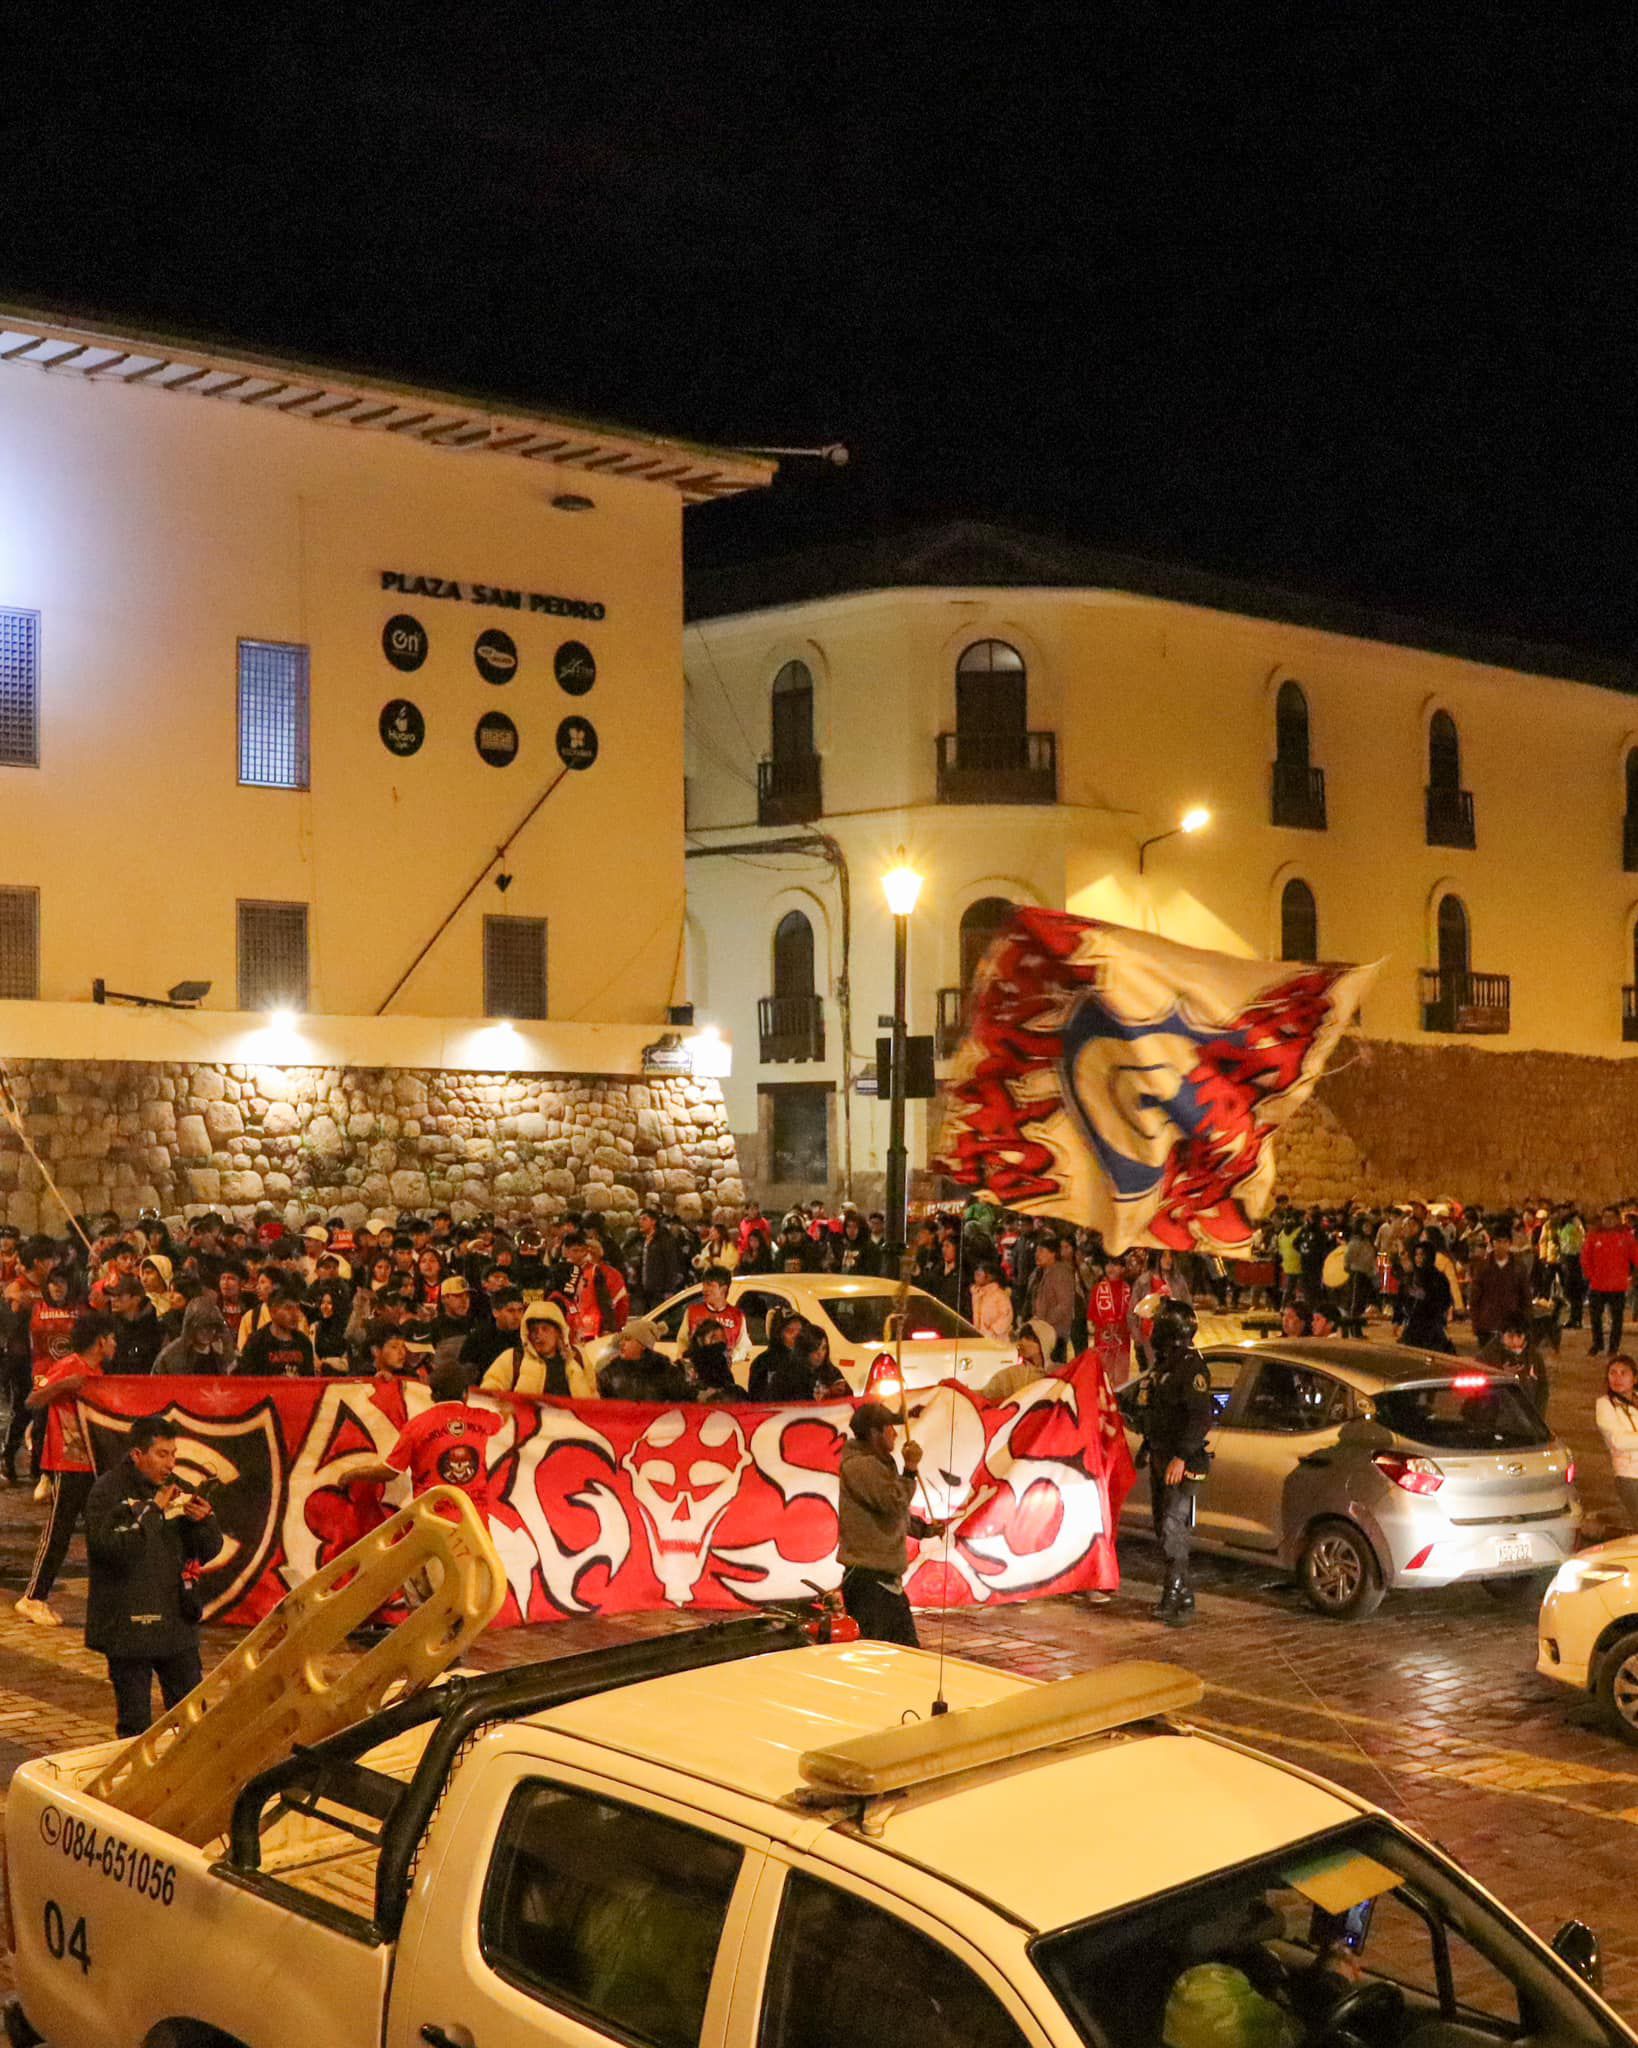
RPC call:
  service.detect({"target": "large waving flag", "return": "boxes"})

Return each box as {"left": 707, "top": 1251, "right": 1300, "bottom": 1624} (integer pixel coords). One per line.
{"left": 935, "top": 910, "right": 1378, "bottom": 1254}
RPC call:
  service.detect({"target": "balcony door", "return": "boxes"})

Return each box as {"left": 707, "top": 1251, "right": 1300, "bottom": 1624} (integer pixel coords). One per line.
{"left": 960, "top": 896, "right": 1014, "bottom": 989}
{"left": 1275, "top": 681, "right": 1310, "bottom": 772}
{"left": 955, "top": 639, "right": 1027, "bottom": 771}
{"left": 1437, "top": 892, "right": 1470, "bottom": 984}
{"left": 773, "top": 909, "right": 816, "bottom": 1004}
{"left": 771, "top": 660, "right": 814, "bottom": 764}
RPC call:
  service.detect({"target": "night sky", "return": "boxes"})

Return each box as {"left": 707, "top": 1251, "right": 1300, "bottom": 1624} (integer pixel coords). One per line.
{"left": 5, "top": 17, "right": 1636, "bottom": 657}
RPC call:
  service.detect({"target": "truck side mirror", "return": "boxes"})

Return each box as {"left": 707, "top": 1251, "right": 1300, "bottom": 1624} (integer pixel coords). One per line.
{"left": 1552, "top": 1919, "right": 1602, "bottom": 1989}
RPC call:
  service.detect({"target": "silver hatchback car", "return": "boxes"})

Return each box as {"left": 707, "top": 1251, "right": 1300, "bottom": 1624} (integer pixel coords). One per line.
{"left": 1118, "top": 1339, "right": 1580, "bottom": 1618}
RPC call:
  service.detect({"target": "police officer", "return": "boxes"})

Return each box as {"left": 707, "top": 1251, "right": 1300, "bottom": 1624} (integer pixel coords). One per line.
{"left": 1133, "top": 1298, "right": 1212, "bottom": 1628}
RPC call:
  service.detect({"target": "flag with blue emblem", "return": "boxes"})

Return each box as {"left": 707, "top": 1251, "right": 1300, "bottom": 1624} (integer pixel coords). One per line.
{"left": 935, "top": 910, "right": 1378, "bottom": 1254}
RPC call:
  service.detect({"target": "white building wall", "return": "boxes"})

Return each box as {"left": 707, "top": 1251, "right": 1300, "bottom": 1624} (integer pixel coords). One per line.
{"left": 685, "top": 583, "right": 1638, "bottom": 1199}
{"left": 0, "top": 362, "right": 687, "bottom": 1024}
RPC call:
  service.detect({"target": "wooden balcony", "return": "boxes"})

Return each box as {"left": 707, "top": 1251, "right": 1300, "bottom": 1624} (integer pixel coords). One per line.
{"left": 1271, "top": 759, "right": 1327, "bottom": 831}
{"left": 1425, "top": 785, "right": 1476, "bottom": 850}
{"left": 758, "top": 992, "right": 825, "bottom": 1063}
{"left": 757, "top": 752, "right": 822, "bottom": 826}
{"left": 1420, "top": 969, "right": 1509, "bottom": 1035}
{"left": 935, "top": 730, "right": 1057, "bottom": 805}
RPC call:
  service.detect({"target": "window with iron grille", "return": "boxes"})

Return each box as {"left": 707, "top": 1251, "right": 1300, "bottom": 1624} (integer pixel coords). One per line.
{"left": 237, "top": 639, "right": 310, "bottom": 789}
{"left": 484, "top": 916, "right": 547, "bottom": 1019}
{"left": 237, "top": 900, "right": 309, "bottom": 1010}
{"left": 0, "top": 610, "right": 40, "bottom": 769}
{"left": 0, "top": 887, "right": 39, "bottom": 999}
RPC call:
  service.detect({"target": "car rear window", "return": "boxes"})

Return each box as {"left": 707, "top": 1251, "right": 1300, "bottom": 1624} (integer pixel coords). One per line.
{"left": 823, "top": 1292, "right": 978, "bottom": 1343}
{"left": 1373, "top": 1381, "right": 1550, "bottom": 1450}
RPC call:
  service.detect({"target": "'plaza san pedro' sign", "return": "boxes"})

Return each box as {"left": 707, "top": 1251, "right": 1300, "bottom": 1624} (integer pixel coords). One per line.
{"left": 380, "top": 569, "right": 606, "bottom": 621}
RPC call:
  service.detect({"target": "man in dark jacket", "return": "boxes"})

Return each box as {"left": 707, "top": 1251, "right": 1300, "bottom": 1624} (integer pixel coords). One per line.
{"left": 634, "top": 1206, "right": 685, "bottom": 1309}
{"left": 1469, "top": 1237, "right": 1532, "bottom": 1346}
{"left": 109, "top": 1276, "right": 167, "bottom": 1373}
{"left": 596, "top": 1319, "right": 690, "bottom": 1402}
{"left": 85, "top": 1414, "right": 222, "bottom": 1737}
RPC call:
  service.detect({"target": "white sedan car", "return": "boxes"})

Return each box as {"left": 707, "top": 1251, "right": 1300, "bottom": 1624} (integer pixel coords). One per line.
{"left": 641, "top": 1273, "right": 1019, "bottom": 1395}
{"left": 1538, "top": 1536, "right": 1638, "bottom": 1741}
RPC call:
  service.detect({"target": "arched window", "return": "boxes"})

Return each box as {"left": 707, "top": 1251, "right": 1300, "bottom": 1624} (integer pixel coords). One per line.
{"left": 1626, "top": 748, "right": 1638, "bottom": 820}
{"left": 772, "top": 909, "right": 816, "bottom": 1001}
{"left": 955, "top": 639, "right": 1027, "bottom": 768}
{"left": 1436, "top": 893, "right": 1470, "bottom": 982}
{"left": 1429, "top": 710, "right": 1461, "bottom": 792}
{"left": 1280, "top": 879, "right": 1318, "bottom": 963}
{"left": 959, "top": 896, "right": 1014, "bottom": 989}
{"left": 1275, "top": 681, "right": 1311, "bottom": 767}
{"left": 770, "top": 660, "right": 814, "bottom": 763}
{"left": 1625, "top": 751, "right": 1638, "bottom": 873}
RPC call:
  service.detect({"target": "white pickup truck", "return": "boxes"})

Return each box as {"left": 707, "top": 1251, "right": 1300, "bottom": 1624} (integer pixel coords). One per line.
{"left": 4, "top": 1620, "right": 1631, "bottom": 2048}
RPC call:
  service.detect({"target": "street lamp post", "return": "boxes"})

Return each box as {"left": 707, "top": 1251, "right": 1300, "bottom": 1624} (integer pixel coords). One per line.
{"left": 882, "top": 856, "right": 923, "bottom": 1275}
{"left": 1137, "top": 804, "right": 1212, "bottom": 874}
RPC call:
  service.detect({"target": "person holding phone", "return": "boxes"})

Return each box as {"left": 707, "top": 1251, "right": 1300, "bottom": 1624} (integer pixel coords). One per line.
{"left": 84, "top": 1413, "right": 222, "bottom": 1737}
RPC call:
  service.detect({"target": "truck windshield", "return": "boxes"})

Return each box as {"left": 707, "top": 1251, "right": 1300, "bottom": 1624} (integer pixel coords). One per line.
{"left": 1032, "top": 1819, "right": 1616, "bottom": 2048}
{"left": 823, "top": 1292, "right": 978, "bottom": 1343}
{"left": 1373, "top": 1382, "right": 1550, "bottom": 1451}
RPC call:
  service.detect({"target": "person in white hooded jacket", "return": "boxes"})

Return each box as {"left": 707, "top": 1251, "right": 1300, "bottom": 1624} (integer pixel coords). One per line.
{"left": 482, "top": 1300, "right": 596, "bottom": 1400}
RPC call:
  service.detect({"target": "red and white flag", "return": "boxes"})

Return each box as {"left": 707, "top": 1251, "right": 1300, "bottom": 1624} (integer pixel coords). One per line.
{"left": 936, "top": 910, "right": 1377, "bottom": 1254}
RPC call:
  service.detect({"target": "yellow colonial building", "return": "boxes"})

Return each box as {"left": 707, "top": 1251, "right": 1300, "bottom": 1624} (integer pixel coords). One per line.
{"left": 683, "top": 524, "right": 1638, "bottom": 1208}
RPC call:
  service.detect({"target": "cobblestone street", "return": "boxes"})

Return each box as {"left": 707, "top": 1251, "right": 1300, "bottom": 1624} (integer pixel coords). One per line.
{"left": 3, "top": 1325, "right": 1637, "bottom": 2016}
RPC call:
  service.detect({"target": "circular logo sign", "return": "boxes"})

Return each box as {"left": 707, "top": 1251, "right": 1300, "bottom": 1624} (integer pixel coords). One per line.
{"left": 476, "top": 710, "right": 519, "bottom": 766}
{"left": 474, "top": 628, "right": 518, "bottom": 685}
{"left": 556, "top": 715, "right": 599, "bottom": 771}
{"left": 382, "top": 614, "right": 428, "bottom": 672}
{"left": 379, "top": 699, "right": 426, "bottom": 757}
{"left": 554, "top": 640, "right": 597, "bottom": 695}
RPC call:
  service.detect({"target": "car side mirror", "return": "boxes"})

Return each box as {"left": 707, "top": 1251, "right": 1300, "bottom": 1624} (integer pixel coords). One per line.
{"left": 1552, "top": 1919, "right": 1602, "bottom": 1989}
{"left": 1336, "top": 1416, "right": 1394, "bottom": 1451}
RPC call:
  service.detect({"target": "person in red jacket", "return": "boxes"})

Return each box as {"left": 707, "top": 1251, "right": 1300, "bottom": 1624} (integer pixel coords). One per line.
{"left": 1582, "top": 1207, "right": 1638, "bottom": 1357}
{"left": 563, "top": 1230, "right": 629, "bottom": 1346}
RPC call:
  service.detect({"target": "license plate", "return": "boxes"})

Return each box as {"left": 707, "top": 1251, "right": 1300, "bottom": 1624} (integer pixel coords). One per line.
{"left": 1496, "top": 1538, "right": 1531, "bottom": 1567}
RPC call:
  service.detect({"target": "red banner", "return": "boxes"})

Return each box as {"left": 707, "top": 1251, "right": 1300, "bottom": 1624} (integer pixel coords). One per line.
{"left": 75, "top": 1360, "right": 1135, "bottom": 1627}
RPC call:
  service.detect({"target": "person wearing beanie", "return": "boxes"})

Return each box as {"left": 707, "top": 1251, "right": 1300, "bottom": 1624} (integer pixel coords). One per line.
{"left": 596, "top": 1319, "right": 688, "bottom": 1402}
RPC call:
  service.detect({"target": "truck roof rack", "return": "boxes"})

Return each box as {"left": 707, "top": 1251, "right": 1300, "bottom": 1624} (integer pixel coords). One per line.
{"left": 217, "top": 1613, "right": 807, "bottom": 1942}
{"left": 799, "top": 1660, "right": 1204, "bottom": 1799}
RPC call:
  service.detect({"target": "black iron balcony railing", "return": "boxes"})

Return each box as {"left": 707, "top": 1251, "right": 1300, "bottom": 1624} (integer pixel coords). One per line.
{"left": 936, "top": 729, "right": 1057, "bottom": 805}
{"left": 757, "top": 752, "right": 822, "bottom": 826}
{"left": 1624, "top": 986, "right": 1638, "bottom": 1044}
{"left": 1623, "top": 815, "right": 1638, "bottom": 874}
{"left": 1425, "top": 784, "right": 1476, "bottom": 850}
{"left": 1420, "top": 969, "right": 1510, "bottom": 1035}
{"left": 758, "top": 992, "right": 825, "bottom": 1064}
{"left": 1271, "top": 759, "right": 1327, "bottom": 831}
{"left": 936, "top": 986, "right": 968, "bottom": 1059}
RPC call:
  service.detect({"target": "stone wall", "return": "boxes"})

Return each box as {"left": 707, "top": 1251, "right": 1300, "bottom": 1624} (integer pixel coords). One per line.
{"left": 1277, "top": 1039, "right": 1638, "bottom": 1209}
{"left": 0, "top": 1061, "right": 745, "bottom": 1231}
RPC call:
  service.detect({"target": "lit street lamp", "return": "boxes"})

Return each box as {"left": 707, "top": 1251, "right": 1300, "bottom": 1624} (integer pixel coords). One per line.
{"left": 882, "top": 855, "right": 923, "bottom": 1273}
{"left": 1137, "top": 804, "right": 1212, "bottom": 874}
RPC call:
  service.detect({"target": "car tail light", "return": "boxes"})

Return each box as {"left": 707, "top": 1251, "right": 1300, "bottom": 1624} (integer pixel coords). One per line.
{"left": 865, "top": 1353, "right": 902, "bottom": 1402}
{"left": 1373, "top": 1451, "right": 1445, "bottom": 1495}
{"left": 1566, "top": 1460, "right": 1577, "bottom": 1487}
{"left": 1451, "top": 1373, "right": 1490, "bottom": 1389}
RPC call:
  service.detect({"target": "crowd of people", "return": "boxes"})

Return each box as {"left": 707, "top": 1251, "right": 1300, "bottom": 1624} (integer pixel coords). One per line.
{"left": 7, "top": 1184, "right": 1638, "bottom": 1645}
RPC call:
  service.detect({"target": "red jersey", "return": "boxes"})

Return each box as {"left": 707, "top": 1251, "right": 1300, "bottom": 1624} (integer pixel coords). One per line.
{"left": 571, "top": 1261, "right": 629, "bottom": 1343}
{"left": 1583, "top": 1228, "right": 1638, "bottom": 1294}
{"left": 30, "top": 1300, "right": 78, "bottom": 1376}
{"left": 686, "top": 1299, "right": 747, "bottom": 1354}
{"left": 1087, "top": 1276, "right": 1132, "bottom": 1339}
{"left": 386, "top": 1402, "right": 505, "bottom": 1520}
{"left": 39, "top": 1351, "right": 101, "bottom": 1474}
